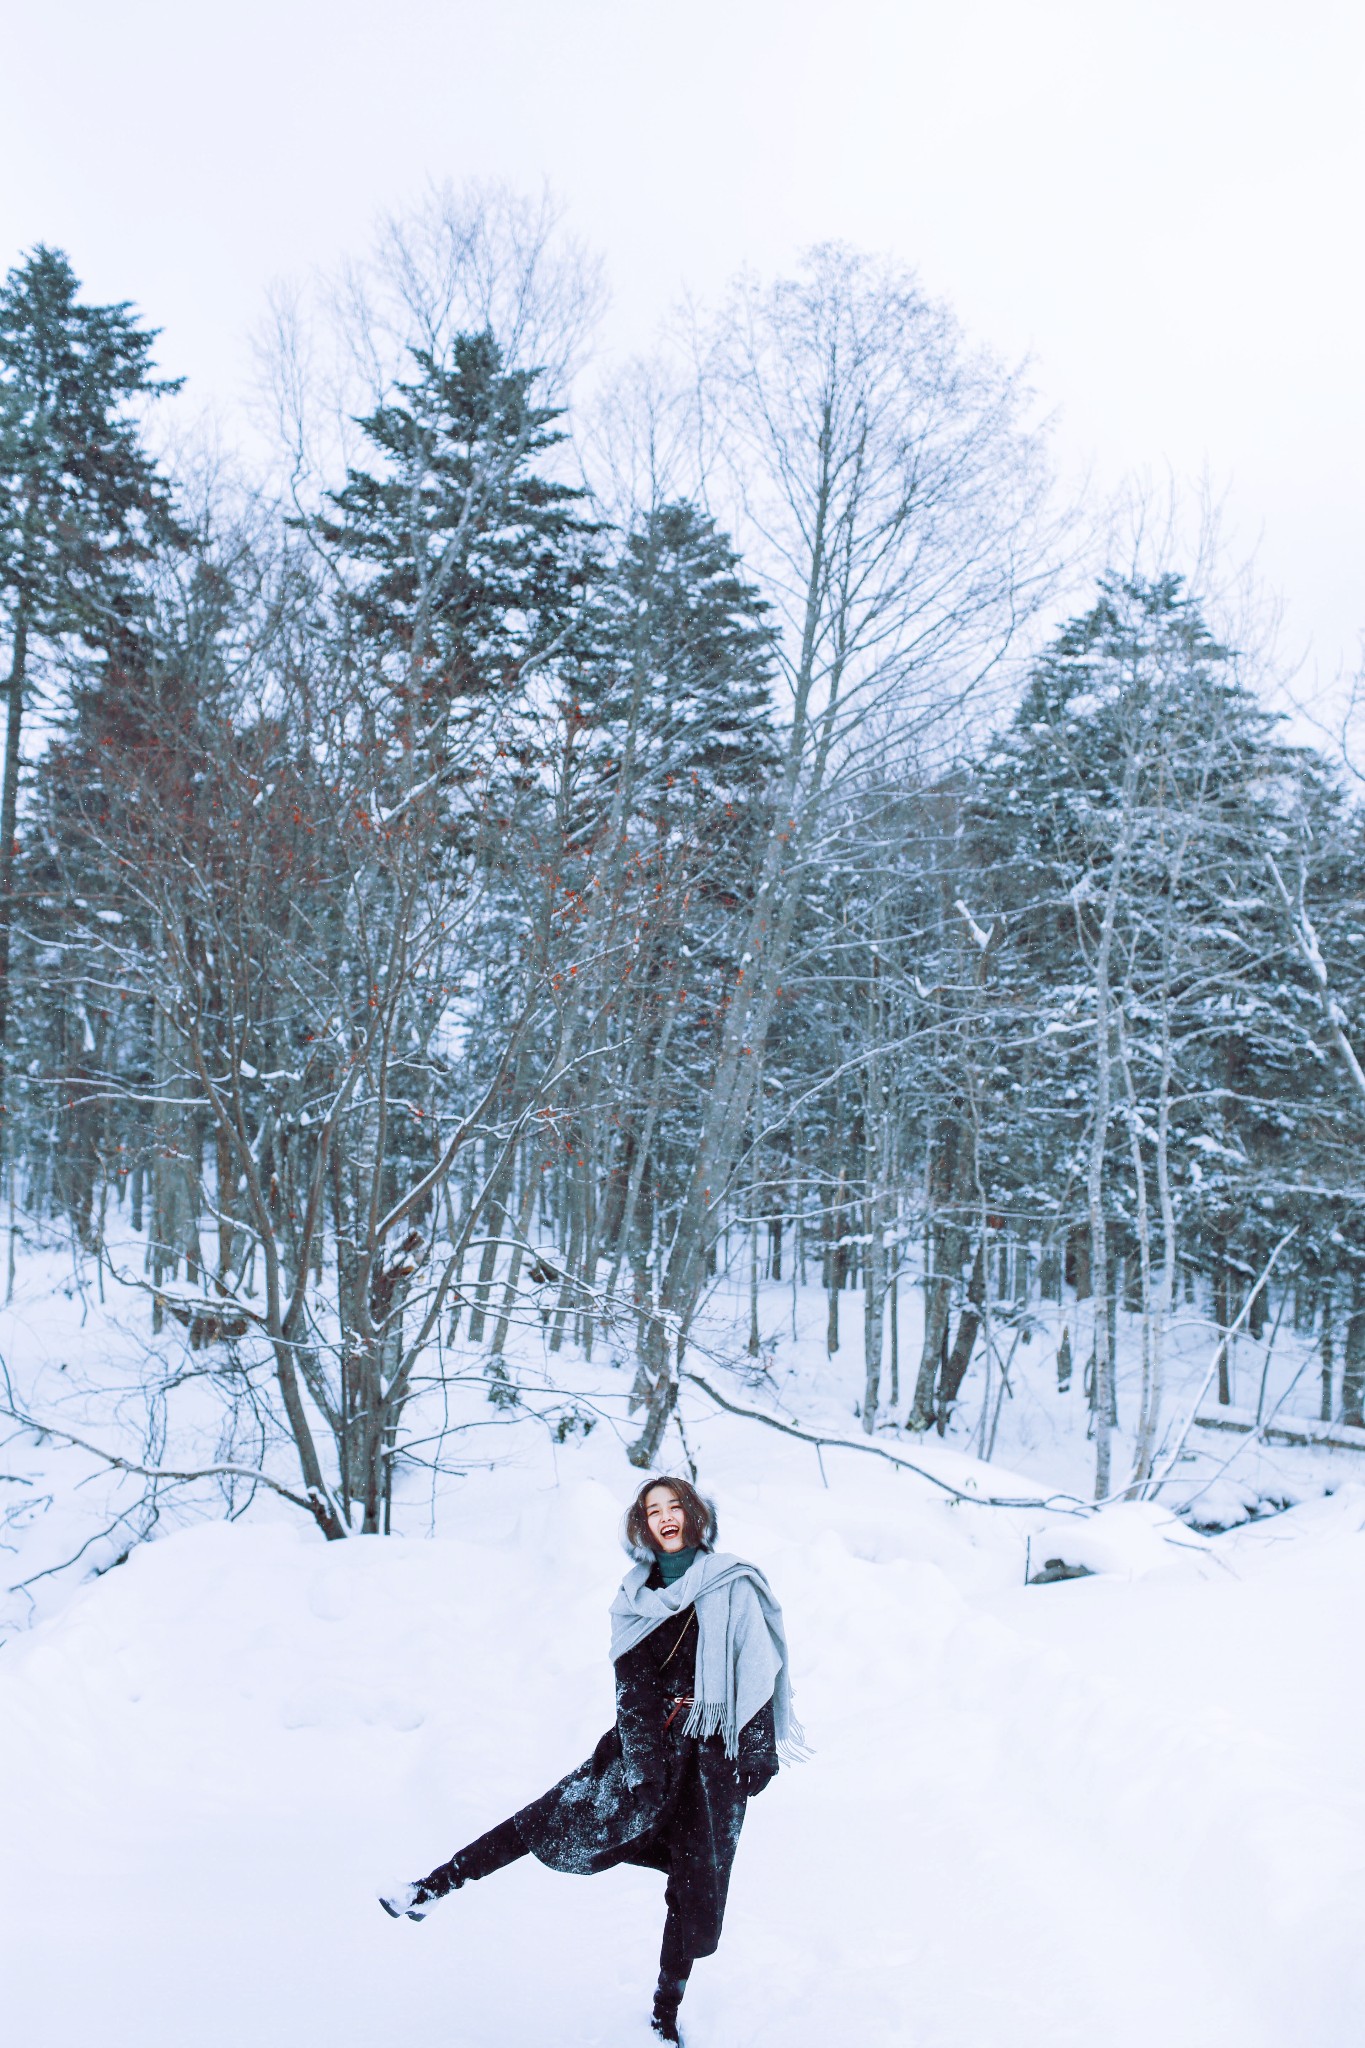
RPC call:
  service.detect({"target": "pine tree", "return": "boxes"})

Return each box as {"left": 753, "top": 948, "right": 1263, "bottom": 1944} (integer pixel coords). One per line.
{"left": 0, "top": 245, "right": 184, "bottom": 1116}
{"left": 967, "top": 573, "right": 1339, "bottom": 1481}
{"left": 23, "top": 538, "right": 240, "bottom": 1245}
{"left": 565, "top": 501, "right": 781, "bottom": 1304}
{"left": 591, "top": 499, "right": 781, "bottom": 813}
{"left": 314, "top": 330, "right": 593, "bottom": 742}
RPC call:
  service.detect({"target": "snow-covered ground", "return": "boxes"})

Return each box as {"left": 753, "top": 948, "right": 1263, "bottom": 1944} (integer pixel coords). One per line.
{"left": 5, "top": 1239, "right": 1365, "bottom": 2046}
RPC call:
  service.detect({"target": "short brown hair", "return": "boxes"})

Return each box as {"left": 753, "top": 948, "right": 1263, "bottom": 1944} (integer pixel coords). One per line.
{"left": 624, "top": 1474, "right": 717, "bottom": 1558}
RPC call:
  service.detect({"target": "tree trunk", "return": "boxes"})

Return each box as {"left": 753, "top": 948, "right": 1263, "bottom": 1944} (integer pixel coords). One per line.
{"left": 490, "top": 1159, "right": 540, "bottom": 1358}
{"left": 1067, "top": 1224, "right": 1092, "bottom": 1302}
{"left": 574, "top": 1122, "right": 599, "bottom": 1357}
{"left": 824, "top": 1170, "right": 848, "bottom": 1357}
{"left": 271, "top": 1335, "right": 347, "bottom": 1541}
{"left": 466, "top": 1147, "right": 512, "bottom": 1345}
{"left": 862, "top": 1190, "right": 885, "bottom": 1434}
{"left": 548, "top": 1183, "right": 582, "bottom": 1354}
{"left": 1087, "top": 750, "right": 1140, "bottom": 1499}
{"left": 748, "top": 1211, "right": 761, "bottom": 1356}
{"left": 909, "top": 1261, "right": 952, "bottom": 1431}
{"left": 1321, "top": 1293, "right": 1336, "bottom": 1424}
{"left": 936, "top": 1238, "right": 986, "bottom": 1430}
{"left": 603, "top": 1007, "right": 676, "bottom": 1310}
{"left": 860, "top": 951, "right": 890, "bottom": 1436}
{"left": 747, "top": 1071, "right": 764, "bottom": 1357}
{"left": 1131, "top": 978, "right": 1176, "bottom": 1490}
{"left": 910, "top": 1113, "right": 975, "bottom": 1434}
{"left": 1342, "top": 1281, "right": 1365, "bottom": 1428}
{"left": 0, "top": 607, "right": 28, "bottom": 1136}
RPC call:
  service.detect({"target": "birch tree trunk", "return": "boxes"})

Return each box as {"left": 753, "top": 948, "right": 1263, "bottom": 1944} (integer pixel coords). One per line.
{"left": 1118, "top": 1008, "right": 1156, "bottom": 1496}
{"left": 1086, "top": 751, "right": 1141, "bottom": 1499}
{"left": 1130, "top": 817, "right": 1190, "bottom": 1489}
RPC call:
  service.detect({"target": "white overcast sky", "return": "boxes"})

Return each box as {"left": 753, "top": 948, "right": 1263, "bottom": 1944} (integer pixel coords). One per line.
{"left": 2, "top": 0, "right": 1362, "bottom": 699}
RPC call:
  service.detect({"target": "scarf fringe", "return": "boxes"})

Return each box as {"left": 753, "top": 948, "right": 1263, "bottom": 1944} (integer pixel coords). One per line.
{"left": 681, "top": 1698, "right": 813, "bottom": 1767}
{"left": 681, "top": 1696, "right": 737, "bottom": 1755}
{"left": 777, "top": 1715, "right": 813, "bottom": 1766}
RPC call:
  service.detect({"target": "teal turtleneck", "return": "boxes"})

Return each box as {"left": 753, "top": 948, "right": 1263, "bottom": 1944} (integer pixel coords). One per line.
{"left": 656, "top": 1544, "right": 699, "bottom": 1587}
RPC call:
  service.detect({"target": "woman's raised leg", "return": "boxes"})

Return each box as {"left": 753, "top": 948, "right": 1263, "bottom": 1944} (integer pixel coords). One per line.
{"left": 379, "top": 1814, "right": 528, "bottom": 1920}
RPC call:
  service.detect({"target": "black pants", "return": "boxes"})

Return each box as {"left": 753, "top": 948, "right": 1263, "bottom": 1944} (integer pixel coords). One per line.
{"left": 451, "top": 1814, "right": 528, "bottom": 1884}
{"left": 433, "top": 1816, "right": 696, "bottom": 1994}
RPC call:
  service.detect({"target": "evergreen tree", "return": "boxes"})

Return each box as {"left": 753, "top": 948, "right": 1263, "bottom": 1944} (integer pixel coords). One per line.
{"left": 966, "top": 573, "right": 1340, "bottom": 1476}
{"left": 22, "top": 534, "right": 244, "bottom": 1244}
{"left": 314, "top": 330, "right": 593, "bottom": 743}
{"left": 563, "top": 500, "right": 781, "bottom": 1296}
{"left": 589, "top": 499, "right": 781, "bottom": 814}
{"left": 0, "top": 245, "right": 184, "bottom": 1115}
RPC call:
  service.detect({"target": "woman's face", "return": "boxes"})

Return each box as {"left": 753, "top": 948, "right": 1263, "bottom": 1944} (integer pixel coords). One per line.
{"left": 644, "top": 1486, "right": 688, "bottom": 1553}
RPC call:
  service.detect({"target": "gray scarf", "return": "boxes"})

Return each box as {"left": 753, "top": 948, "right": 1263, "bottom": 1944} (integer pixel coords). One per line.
{"left": 609, "top": 1550, "right": 807, "bottom": 1764}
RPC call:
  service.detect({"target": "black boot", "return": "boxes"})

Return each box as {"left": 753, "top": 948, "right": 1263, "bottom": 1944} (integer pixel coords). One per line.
{"left": 378, "top": 1858, "right": 463, "bottom": 1921}
{"left": 651, "top": 1970, "right": 688, "bottom": 2043}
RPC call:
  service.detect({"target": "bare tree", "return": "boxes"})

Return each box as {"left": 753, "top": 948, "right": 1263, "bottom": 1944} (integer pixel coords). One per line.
{"left": 626, "top": 244, "right": 1054, "bottom": 1464}
{"left": 45, "top": 599, "right": 566, "bottom": 1534}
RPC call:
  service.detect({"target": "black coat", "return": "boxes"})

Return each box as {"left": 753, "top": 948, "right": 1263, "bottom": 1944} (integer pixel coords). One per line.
{"left": 512, "top": 1586, "right": 779, "bottom": 1960}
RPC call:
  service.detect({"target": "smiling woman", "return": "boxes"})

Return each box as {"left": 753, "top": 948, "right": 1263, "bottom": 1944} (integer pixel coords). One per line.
{"left": 379, "top": 1475, "right": 803, "bottom": 2045}
{"left": 628, "top": 1476, "right": 716, "bottom": 1568}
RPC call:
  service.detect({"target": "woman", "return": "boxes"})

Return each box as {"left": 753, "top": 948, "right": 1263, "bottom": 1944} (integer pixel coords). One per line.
{"left": 380, "top": 1474, "right": 803, "bottom": 2043}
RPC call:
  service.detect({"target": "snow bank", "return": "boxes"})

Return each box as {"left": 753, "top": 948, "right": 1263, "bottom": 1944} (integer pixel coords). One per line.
{"left": 5, "top": 1438, "right": 1365, "bottom": 2046}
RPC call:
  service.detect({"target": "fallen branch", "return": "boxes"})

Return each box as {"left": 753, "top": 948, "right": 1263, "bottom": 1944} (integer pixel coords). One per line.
{"left": 683, "top": 1371, "right": 1091, "bottom": 1514}
{"left": 1176, "top": 1349, "right": 1323, "bottom": 1518}
{"left": 1190, "top": 1407, "right": 1365, "bottom": 1454}
{"left": 1145, "top": 1225, "right": 1299, "bottom": 1498}
{"left": 8, "top": 1501, "right": 161, "bottom": 1599}
{"left": 1, "top": 1408, "right": 326, "bottom": 1523}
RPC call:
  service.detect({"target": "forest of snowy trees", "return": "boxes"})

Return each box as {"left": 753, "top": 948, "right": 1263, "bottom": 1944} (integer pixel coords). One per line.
{"left": 4, "top": 190, "right": 1365, "bottom": 1531}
